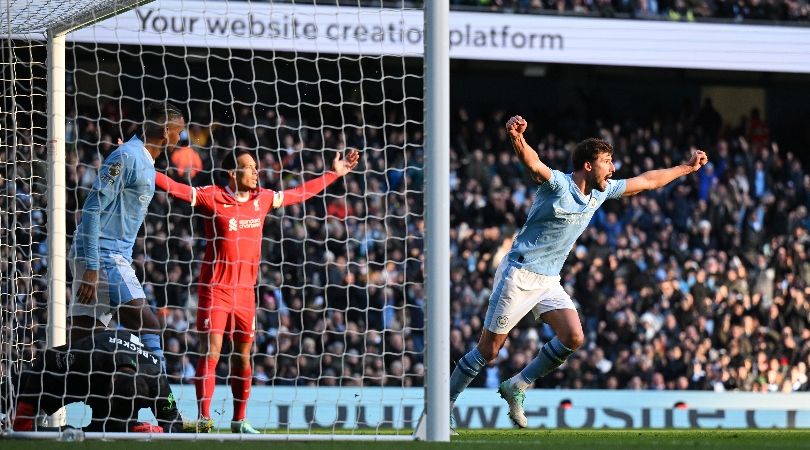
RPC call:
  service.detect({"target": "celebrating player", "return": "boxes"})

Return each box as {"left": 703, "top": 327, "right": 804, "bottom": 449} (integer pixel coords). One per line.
{"left": 12, "top": 329, "right": 185, "bottom": 433}
{"left": 155, "top": 147, "right": 359, "bottom": 433}
{"left": 448, "top": 115, "right": 708, "bottom": 428}
{"left": 70, "top": 102, "right": 186, "bottom": 370}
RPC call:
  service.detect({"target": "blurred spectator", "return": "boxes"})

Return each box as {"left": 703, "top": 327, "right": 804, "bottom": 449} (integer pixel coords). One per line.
{"left": 298, "top": 0, "right": 810, "bottom": 22}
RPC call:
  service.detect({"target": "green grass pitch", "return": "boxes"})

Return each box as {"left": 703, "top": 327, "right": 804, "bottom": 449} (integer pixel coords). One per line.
{"left": 4, "top": 430, "right": 810, "bottom": 449}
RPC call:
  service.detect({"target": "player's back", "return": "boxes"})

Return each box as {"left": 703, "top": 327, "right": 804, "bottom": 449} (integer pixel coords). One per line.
{"left": 19, "top": 330, "right": 162, "bottom": 408}
{"left": 508, "top": 169, "right": 625, "bottom": 276}
{"left": 71, "top": 136, "right": 156, "bottom": 263}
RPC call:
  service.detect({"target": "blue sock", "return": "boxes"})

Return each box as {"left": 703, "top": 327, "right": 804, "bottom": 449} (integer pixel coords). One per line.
{"left": 515, "top": 337, "right": 574, "bottom": 388}
{"left": 141, "top": 333, "right": 166, "bottom": 372}
{"left": 450, "top": 347, "right": 488, "bottom": 402}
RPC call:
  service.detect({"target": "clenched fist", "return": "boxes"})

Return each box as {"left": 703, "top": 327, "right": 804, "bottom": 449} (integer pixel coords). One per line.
{"left": 506, "top": 115, "right": 528, "bottom": 139}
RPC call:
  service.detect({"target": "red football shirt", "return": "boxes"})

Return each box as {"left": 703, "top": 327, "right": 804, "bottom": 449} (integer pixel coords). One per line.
{"left": 154, "top": 171, "right": 338, "bottom": 291}
{"left": 191, "top": 185, "right": 282, "bottom": 289}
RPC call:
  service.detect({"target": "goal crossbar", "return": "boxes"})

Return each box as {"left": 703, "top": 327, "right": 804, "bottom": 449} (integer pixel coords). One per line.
{"left": 3, "top": 0, "right": 152, "bottom": 35}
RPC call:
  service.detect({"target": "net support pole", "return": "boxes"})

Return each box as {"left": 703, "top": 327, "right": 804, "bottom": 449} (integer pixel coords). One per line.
{"left": 424, "top": 0, "right": 450, "bottom": 442}
{"left": 46, "top": 29, "right": 67, "bottom": 349}
{"left": 46, "top": 29, "right": 67, "bottom": 427}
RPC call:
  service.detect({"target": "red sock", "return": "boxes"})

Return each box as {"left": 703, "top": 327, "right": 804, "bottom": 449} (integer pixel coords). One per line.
{"left": 231, "top": 365, "right": 252, "bottom": 421}
{"left": 12, "top": 401, "right": 35, "bottom": 431}
{"left": 195, "top": 357, "right": 218, "bottom": 419}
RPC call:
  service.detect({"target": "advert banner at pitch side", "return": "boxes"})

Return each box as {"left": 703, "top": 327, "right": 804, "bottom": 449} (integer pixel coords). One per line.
{"left": 67, "top": 1, "right": 810, "bottom": 74}
{"left": 60, "top": 386, "right": 810, "bottom": 429}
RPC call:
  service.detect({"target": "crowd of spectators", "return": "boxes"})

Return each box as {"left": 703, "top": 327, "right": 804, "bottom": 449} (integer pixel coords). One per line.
{"left": 3, "top": 90, "right": 809, "bottom": 395}
{"left": 292, "top": 0, "right": 810, "bottom": 24}
{"left": 449, "top": 0, "right": 810, "bottom": 22}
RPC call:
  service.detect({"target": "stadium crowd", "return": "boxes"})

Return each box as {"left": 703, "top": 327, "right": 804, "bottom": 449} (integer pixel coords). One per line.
{"left": 4, "top": 95, "right": 808, "bottom": 395}
{"left": 448, "top": 0, "right": 810, "bottom": 22}
{"left": 297, "top": 0, "right": 810, "bottom": 24}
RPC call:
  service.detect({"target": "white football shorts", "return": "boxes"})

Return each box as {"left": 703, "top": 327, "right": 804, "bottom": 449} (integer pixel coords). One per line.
{"left": 69, "top": 254, "right": 145, "bottom": 327}
{"left": 483, "top": 259, "right": 576, "bottom": 334}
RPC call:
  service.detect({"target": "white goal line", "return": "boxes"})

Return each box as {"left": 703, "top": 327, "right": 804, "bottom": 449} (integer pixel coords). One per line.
{"left": 4, "top": 431, "right": 416, "bottom": 441}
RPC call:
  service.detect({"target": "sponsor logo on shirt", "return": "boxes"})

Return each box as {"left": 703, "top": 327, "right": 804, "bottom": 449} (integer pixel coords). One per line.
{"left": 139, "top": 194, "right": 151, "bottom": 204}
{"left": 227, "top": 217, "right": 263, "bottom": 231}
{"left": 238, "top": 218, "right": 262, "bottom": 229}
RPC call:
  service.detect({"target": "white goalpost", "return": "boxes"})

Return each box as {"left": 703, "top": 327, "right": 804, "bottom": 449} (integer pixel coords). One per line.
{"left": 1, "top": 0, "right": 449, "bottom": 442}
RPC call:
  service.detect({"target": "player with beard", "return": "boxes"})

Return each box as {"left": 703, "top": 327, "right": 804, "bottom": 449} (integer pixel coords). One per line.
{"left": 448, "top": 115, "right": 708, "bottom": 429}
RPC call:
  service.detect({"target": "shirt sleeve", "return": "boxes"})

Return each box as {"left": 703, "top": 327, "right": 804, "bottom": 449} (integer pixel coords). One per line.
{"left": 279, "top": 171, "right": 339, "bottom": 207}
{"left": 155, "top": 172, "right": 195, "bottom": 204}
{"left": 539, "top": 169, "right": 566, "bottom": 195}
{"left": 193, "top": 185, "right": 218, "bottom": 212}
{"left": 78, "top": 151, "right": 130, "bottom": 270}
{"left": 605, "top": 178, "right": 627, "bottom": 199}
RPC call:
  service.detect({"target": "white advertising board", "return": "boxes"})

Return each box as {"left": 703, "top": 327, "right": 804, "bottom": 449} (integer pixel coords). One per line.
{"left": 67, "top": 1, "right": 810, "bottom": 73}
{"left": 60, "top": 386, "right": 810, "bottom": 429}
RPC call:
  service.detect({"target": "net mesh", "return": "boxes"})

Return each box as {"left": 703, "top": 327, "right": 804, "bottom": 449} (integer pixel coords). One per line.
{"left": 2, "top": 0, "right": 145, "bottom": 34}
{"left": 0, "top": 37, "right": 49, "bottom": 428}
{"left": 2, "top": 0, "right": 425, "bottom": 434}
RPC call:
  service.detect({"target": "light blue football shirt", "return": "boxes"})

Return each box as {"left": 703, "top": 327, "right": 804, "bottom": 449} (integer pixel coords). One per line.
{"left": 71, "top": 135, "right": 156, "bottom": 270}
{"left": 506, "top": 169, "right": 626, "bottom": 276}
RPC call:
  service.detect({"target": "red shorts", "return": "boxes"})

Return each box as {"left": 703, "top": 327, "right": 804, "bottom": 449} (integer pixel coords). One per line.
{"left": 197, "top": 287, "right": 256, "bottom": 343}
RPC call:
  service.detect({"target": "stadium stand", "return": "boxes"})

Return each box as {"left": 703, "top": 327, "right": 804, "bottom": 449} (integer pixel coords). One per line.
{"left": 4, "top": 94, "right": 808, "bottom": 393}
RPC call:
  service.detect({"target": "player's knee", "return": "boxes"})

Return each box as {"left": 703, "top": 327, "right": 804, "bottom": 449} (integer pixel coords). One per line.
{"left": 561, "top": 330, "right": 585, "bottom": 350}
{"left": 231, "top": 353, "right": 251, "bottom": 369}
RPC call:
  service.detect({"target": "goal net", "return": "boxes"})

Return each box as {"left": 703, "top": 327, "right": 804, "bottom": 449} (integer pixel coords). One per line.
{"left": 2, "top": 0, "right": 429, "bottom": 439}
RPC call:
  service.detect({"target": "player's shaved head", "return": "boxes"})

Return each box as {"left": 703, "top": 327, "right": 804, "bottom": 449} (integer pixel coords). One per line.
{"left": 572, "top": 138, "right": 613, "bottom": 171}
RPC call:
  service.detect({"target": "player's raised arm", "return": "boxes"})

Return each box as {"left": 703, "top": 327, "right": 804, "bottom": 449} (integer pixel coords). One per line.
{"left": 507, "top": 115, "right": 553, "bottom": 185}
{"left": 622, "top": 149, "right": 708, "bottom": 196}
{"left": 154, "top": 171, "right": 196, "bottom": 204}
{"left": 276, "top": 149, "right": 359, "bottom": 208}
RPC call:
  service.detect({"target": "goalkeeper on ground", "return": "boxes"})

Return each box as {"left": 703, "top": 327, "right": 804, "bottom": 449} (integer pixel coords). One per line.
{"left": 154, "top": 147, "right": 358, "bottom": 433}
{"left": 12, "top": 330, "right": 184, "bottom": 433}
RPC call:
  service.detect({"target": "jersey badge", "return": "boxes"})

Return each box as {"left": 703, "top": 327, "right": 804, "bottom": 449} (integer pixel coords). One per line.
{"left": 589, "top": 197, "right": 598, "bottom": 208}
{"left": 109, "top": 161, "right": 122, "bottom": 177}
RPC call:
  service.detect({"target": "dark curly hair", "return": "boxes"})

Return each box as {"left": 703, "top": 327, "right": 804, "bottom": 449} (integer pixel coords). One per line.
{"left": 572, "top": 138, "right": 613, "bottom": 171}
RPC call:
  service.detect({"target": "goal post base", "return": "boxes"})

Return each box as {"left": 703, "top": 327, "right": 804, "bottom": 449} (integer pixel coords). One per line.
{"left": 412, "top": 411, "right": 427, "bottom": 440}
